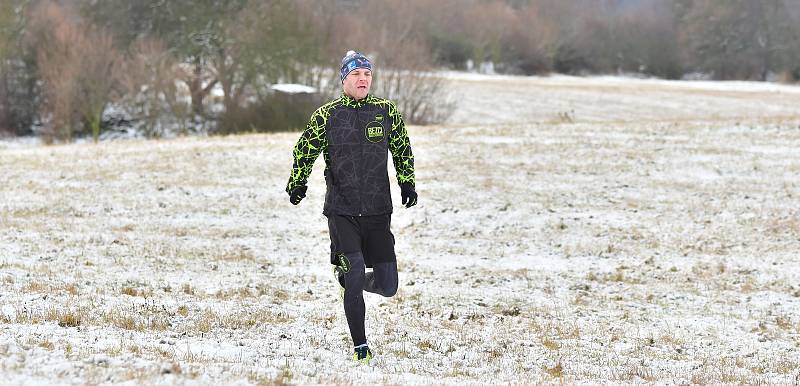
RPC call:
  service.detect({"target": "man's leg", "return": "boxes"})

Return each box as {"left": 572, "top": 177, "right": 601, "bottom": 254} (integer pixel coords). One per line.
{"left": 340, "top": 251, "right": 367, "bottom": 347}
{"left": 328, "top": 215, "right": 369, "bottom": 348}
{"left": 364, "top": 262, "right": 398, "bottom": 297}
{"left": 361, "top": 214, "right": 398, "bottom": 297}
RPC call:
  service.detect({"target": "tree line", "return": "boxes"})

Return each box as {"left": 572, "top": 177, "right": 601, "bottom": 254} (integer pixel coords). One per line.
{"left": 1, "top": 0, "right": 799, "bottom": 141}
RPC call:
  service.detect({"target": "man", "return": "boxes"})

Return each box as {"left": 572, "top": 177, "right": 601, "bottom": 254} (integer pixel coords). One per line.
{"left": 285, "top": 51, "right": 417, "bottom": 365}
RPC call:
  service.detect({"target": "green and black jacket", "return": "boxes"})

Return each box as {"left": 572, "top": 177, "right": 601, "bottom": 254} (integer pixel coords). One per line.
{"left": 286, "top": 93, "right": 415, "bottom": 216}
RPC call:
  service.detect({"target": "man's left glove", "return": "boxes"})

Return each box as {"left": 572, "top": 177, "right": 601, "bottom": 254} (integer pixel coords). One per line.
{"left": 289, "top": 186, "right": 307, "bottom": 205}
{"left": 400, "top": 183, "right": 417, "bottom": 208}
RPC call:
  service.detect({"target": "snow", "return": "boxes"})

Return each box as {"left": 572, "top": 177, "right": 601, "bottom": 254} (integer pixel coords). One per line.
{"left": 0, "top": 136, "right": 42, "bottom": 149}
{"left": 270, "top": 84, "right": 317, "bottom": 94}
{"left": 2, "top": 73, "right": 800, "bottom": 384}
{"left": 445, "top": 72, "right": 800, "bottom": 126}
{"left": 210, "top": 85, "right": 225, "bottom": 98}
{"left": 444, "top": 71, "right": 800, "bottom": 94}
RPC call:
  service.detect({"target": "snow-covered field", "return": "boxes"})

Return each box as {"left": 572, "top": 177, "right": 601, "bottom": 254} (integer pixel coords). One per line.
{"left": 2, "top": 74, "right": 800, "bottom": 385}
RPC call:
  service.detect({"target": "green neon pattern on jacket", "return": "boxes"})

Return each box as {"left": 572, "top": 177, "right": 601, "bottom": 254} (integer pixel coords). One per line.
{"left": 370, "top": 96, "right": 415, "bottom": 186}
{"left": 286, "top": 94, "right": 415, "bottom": 209}
{"left": 286, "top": 98, "right": 337, "bottom": 193}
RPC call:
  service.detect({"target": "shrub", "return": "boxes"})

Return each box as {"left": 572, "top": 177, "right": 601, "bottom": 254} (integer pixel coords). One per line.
{"left": 0, "top": 59, "right": 38, "bottom": 136}
{"left": 216, "top": 90, "right": 326, "bottom": 134}
{"left": 27, "top": 2, "right": 119, "bottom": 143}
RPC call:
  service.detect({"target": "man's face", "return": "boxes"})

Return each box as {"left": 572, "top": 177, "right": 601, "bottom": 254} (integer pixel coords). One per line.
{"left": 342, "top": 68, "right": 372, "bottom": 100}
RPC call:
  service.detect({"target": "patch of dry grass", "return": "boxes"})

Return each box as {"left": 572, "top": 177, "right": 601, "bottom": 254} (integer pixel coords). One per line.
{"left": 2, "top": 76, "right": 800, "bottom": 385}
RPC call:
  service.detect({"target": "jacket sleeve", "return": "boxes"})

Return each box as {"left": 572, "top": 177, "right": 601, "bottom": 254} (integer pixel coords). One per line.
{"left": 387, "top": 101, "right": 415, "bottom": 186}
{"left": 286, "top": 110, "right": 327, "bottom": 193}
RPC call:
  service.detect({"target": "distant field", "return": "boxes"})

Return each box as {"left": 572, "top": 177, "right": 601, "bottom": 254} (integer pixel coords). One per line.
{"left": 2, "top": 74, "right": 800, "bottom": 385}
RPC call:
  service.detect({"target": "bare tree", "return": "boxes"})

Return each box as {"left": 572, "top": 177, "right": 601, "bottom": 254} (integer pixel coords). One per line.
{"left": 76, "top": 30, "right": 118, "bottom": 141}
{"left": 214, "top": 0, "right": 318, "bottom": 115}
{"left": 28, "top": 2, "right": 119, "bottom": 142}
{"left": 463, "top": 0, "right": 517, "bottom": 69}
{"left": 312, "top": 0, "right": 455, "bottom": 125}
{"left": 0, "top": 0, "right": 37, "bottom": 136}
{"left": 27, "top": 3, "right": 80, "bottom": 142}
{"left": 677, "top": 0, "right": 797, "bottom": 80}
{"left": 0, "top": 1, "right": 18, "bottom": 61}
{"left": 115, "top": 37, "right": 191, "bottom": 137}
{"left": 503, "top": 4, "right": 557, "bottom": 74}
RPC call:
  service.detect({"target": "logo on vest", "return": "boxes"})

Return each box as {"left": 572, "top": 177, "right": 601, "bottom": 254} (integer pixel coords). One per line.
{"left": 365, "top": 114, "right": 385, "bottom": 142}
{"left": 367, "top": 126, "right": 383, "bottom": 142}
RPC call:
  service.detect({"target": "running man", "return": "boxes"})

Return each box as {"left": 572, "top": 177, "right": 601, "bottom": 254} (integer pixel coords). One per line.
{"left": 286, "top": 51, "right": 417, "bottom": 364}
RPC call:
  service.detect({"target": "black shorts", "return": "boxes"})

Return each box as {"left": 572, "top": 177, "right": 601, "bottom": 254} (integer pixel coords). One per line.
{"left": 328, "top": 214, "right": 396, "bottom": 268}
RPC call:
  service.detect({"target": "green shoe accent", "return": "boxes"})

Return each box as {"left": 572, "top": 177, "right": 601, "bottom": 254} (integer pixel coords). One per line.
{"left": 353, "top": 346, "right": 373, "bottom": 365}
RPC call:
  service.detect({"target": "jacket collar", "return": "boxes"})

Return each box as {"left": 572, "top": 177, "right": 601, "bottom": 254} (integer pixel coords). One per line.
{"left": 340, "top": 93, "right": 370, "bottom": 108}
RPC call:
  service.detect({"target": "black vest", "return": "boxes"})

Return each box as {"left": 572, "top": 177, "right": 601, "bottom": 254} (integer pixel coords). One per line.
{"left": 323, "top": 97, "right": 393, "bottom": 216}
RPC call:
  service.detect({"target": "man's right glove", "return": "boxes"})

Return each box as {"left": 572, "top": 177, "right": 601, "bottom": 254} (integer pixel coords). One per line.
{"left": 289, "top": 186, "right": 307, "bottom": 205}
{"left": 400, "top": 183, "right": 417, "bottom": 208}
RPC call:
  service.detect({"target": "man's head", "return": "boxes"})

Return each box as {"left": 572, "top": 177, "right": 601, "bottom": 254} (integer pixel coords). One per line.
{"left": 340, "top": 50, "right": 372, "bottom": 100}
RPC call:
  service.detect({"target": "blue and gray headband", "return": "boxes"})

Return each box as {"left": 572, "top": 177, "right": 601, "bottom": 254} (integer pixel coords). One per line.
{"left": 340, "top": 51, "right": 372, "bottom": 82}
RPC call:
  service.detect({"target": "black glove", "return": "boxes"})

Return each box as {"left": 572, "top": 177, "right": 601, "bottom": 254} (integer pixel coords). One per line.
{"left": 400, "top": 183, "right": 417, "bottom": 208}
{"left": 289, "top": 186, "right": 307, "bottom": 205}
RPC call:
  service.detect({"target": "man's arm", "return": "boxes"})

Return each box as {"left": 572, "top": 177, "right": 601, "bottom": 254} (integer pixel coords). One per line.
{"left": 286, "top": 111, "right": 327, "bottom": 203}
{"left": 387, "top": 101, "right": 417, "bottom": 207}
{"left": 387, "top": 101, "right": 415, "bottom": 185}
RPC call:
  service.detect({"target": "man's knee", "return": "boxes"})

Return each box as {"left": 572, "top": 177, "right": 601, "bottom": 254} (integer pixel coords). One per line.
{"left": 377, "top": 264, "right": 398, "bottom": 297}
{"left": 342, "top": 252, "right": 365, "bottom": 293}
{"left": 381, "top": 281, "right": 398, "bottom": 297}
